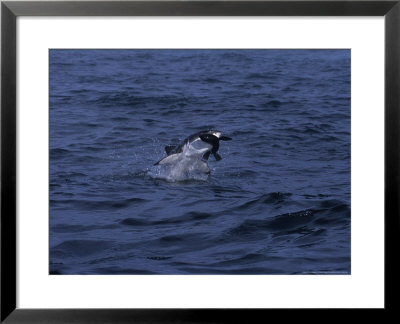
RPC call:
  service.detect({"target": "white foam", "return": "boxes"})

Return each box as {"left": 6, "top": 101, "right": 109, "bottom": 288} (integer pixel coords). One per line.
{"left": 149, "top": 159, "right": 210, "bottom": 182}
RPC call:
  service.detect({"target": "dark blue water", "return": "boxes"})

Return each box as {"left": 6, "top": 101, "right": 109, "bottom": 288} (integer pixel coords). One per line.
{"left": 49, "top": 49, "right": 350, "bottom": 275}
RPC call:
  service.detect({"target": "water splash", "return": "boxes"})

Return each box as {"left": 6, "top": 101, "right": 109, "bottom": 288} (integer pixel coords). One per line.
{"left": 148, "top": 159, "right": 210, "bottom": 182}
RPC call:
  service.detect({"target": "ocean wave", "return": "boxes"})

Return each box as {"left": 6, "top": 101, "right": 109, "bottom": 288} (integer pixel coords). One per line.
{"left": 50, "top": 49, "right": 351, "bottom": 275}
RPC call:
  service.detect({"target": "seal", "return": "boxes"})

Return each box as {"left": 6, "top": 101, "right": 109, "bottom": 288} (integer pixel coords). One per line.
{"left": 154, "top": 130, "right": 232, "bottom": 166}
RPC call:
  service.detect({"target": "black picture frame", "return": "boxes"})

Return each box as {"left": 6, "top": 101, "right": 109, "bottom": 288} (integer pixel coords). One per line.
{"left": 1, "top": 0, "right": 399, "bottom": 322}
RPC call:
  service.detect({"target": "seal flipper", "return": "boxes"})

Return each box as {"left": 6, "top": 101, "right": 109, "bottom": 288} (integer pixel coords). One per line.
{"left": 202, "top": 151, "right": 211, "bottom": 161}
{"left": 213, "top": 152, "right": 222, "bottom": 161}
{"left": 165, "top": 145, "right": 176, "bottom": 155}
{"left": 220, "top": 136, "right": 232, "bottom": 141}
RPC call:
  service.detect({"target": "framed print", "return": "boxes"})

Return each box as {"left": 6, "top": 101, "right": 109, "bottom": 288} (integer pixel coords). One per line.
{"left": 1, "top": 0, "right": 399, "bottom": 322}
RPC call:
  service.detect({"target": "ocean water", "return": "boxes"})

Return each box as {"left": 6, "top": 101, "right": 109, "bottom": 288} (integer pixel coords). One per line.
{"left": 49, "top": 49, "right": 351, "bottom": 275}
